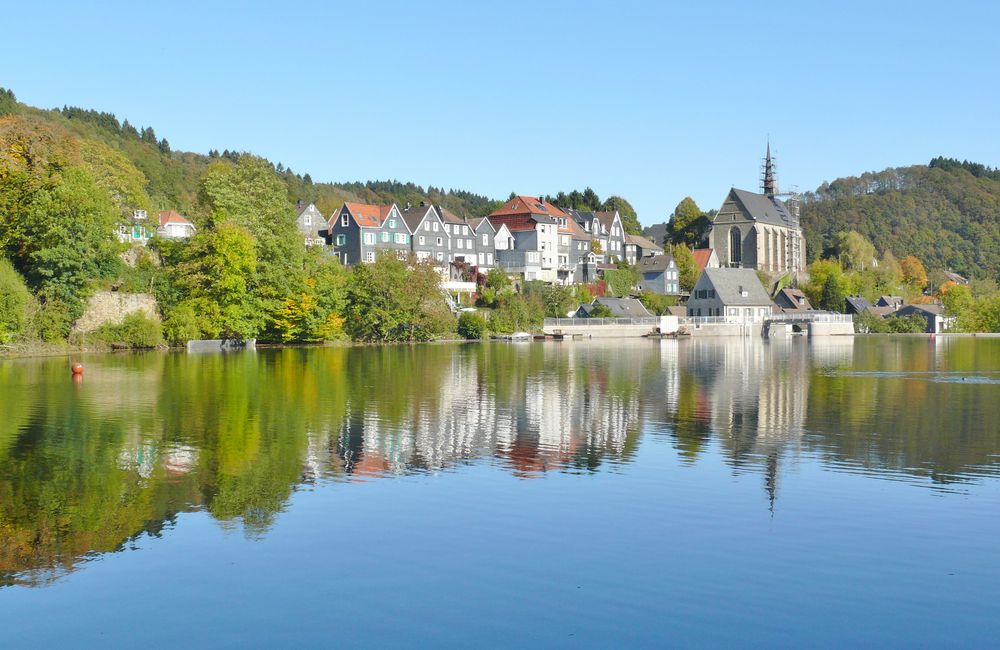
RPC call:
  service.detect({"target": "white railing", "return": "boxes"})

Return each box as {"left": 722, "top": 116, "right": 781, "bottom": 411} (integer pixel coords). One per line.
{"left": 544, "top": 317, "right": 660, "bottom": 327}
{"left": 766, "top": 312, "right": 854, "bottom": 323}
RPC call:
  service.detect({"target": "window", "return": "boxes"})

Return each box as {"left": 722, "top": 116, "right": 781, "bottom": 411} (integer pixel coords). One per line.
{"left": 463, "top": 226, "right": 470, "bottom": 235}
{"left": 341, "top": 214, "right": 349, "bottom": 227}
{"left": 467, "top": 239, "right": 473, "bottom": 249}
{"left": 482, "top": 233, "right": 488, "bottom": 246}
{"left": 365, "top": 251, "right": 375, "bottom": 263}
{"left": 436, "top": 237, "right": 443, "bottom": 246}
{"left": 388, "top": 219, "right": 396, "bottom": 229}
{"left": 487, "top": 253, "right": 493, "bottom": 265}
{"left": 424, "top": 222, "right": 431, "bottom": 231}
{"left": 730, "top": 226, "right": 742, "bottom": 265}
{"left": 395, "top": 233, "right": 407, "bottom": 244}
{"left": 336, "top": 234, "right": 346, "bottom": 246}
{"left": 444, "top": 224, "right": 450, "bottom": 234}
{"left": 364, "top": 232, "right": 375, "bottom": 245}
{"left": 304, "top": 215, "right": 311, "bottom": 226}
{"left": 419, "top": 235, "right": 425, "bottom": 245}
{"left": 456, "top": 239, "right": 463, "bottom": 249}
{"left": 381, "top": 231, "right": 389, "bottom": 243}
{"left": 561, "top": 235, "right": 569, "bottom": 246}
{"left": 436, "top": 251, "right": 444, "bottom": 261}
{"left": 433, "top": 222, "right": 439, "bottom": 232}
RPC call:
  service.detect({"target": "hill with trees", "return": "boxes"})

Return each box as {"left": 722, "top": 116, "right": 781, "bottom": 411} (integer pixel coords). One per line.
{"left": 800, "top": 158, "right": 1000, "bottom": 281}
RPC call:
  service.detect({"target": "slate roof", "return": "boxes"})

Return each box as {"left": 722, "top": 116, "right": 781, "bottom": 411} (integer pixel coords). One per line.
{"left": 595, "top": 211, "right": 619, "bottom": 231}
{"left": 467, "top": 216, "right": 494, "bottom": 233}
{"left": 584, "top": 297, "right": 653, "bottom": 318}
{"left": 626, "top": 234, "right": 663, "bottom": 252}
{"left": 845, "top": 296, "right": 873, "bottom": 313}
{"left": 776, "top": 288, "right": 812, "bottom": 311}
{"left": 697, "top": 268, "right": 772, "bottom": 306}
{"left": 876, "top": 295, "right": 904, "bottom": 308}
{"left": 567, "top": 218, "right": 591, "bottom": 241}
{"left": 436, "top": 205, "right": 465, "bottom": 225}
{"left": 727, "top": 188, "right": 796, "bottom": 228}
{"left": 691, "top": 248, "right": 715, "bottom": 273}
{"left": 643, "top": 223, "right": 668, "bottom": 246}
{"left": 898, "top": 303, "right": 943, "bottom": 316}
{"left": 638, "top": 254, "right": 676, "bottom": 274}
{"left": 400, "top": 204, "right": 437, "bottom": 233}
{"left": 294, "top": 200, "right": 316, "bottom": 216}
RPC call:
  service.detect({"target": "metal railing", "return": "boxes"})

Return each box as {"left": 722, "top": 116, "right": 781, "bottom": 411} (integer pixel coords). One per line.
{"left": 544, "top": 312, "right": 854, "bottom": 328}
{"left": 544, "top": 317, "right": 660, "bottom": 327}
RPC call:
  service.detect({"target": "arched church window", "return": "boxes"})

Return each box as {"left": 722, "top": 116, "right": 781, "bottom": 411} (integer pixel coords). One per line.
{"left": 730, "top": 227, "right": 742, "bottom": 266}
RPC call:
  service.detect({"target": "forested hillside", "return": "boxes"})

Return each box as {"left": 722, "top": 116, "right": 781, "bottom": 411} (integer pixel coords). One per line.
{"left": 800, "top": 159, "right": 1000, "bottom": 281}
{"left": 0, "top": 88, "right": 501, "bottom": 221}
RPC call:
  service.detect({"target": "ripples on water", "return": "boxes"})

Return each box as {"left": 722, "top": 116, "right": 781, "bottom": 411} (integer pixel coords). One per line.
{"left": 1, "top": 337, "right": 999, "bottom": 646}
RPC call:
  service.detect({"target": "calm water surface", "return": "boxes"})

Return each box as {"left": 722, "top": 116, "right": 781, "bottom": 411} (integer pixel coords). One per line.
{"left": 1, "top": 338, "right": 999, "bottom": 647}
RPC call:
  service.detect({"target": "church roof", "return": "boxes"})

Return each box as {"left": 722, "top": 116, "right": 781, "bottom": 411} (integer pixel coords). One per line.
{"left": 729, "top": 188, "right": 797, "bottom": 228}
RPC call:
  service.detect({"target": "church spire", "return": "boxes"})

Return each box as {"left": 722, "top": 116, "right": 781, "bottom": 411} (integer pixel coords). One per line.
{"left": 762, "top": 141, "right": 777, "bottom": 197}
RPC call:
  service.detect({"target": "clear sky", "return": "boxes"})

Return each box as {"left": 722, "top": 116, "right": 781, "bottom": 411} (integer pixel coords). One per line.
{"left": 3, "top": 0, "right": 998, "bottom": 225}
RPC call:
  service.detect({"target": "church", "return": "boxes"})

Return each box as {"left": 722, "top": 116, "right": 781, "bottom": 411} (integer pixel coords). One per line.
{"left": 708, "top": 145, "right": 806, "bottom": 276}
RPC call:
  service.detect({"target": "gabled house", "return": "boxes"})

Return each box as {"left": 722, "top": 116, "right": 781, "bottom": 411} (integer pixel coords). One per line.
{"left": 691, "top": 248, "right": 720, "bottom": 275}
{"left": 567, "top": 218, "right": 598, "bottom": 283}
{"left": 876, "top": 295, "right": 904, "bottom": 311}
{"left": 489, "top": 195, "right": 573, "bottom": 282}
{"left": 401, "top": 203, "right": 451, "bottom": 263}
{"left": 575, "top": 297, "right": 652, "bottom": 318}
{"left": 686, "top": 267, "right": 773, "bottom": 322}
{"left": 295, "top": 201, "right": 327, "bottom": 246}
{"left": 595, "top": 211, "right": 627, "bottom": 263}
{"left": 845, "top": 295, "right": 873, "bottom": 315}
{"left": 775, "top": 287, "right": 812, "bottom": 311}
{"left": 156, "top": 210, "right": 196, "bottom": 239}
{"left": 467, "top": 217, "right": 497, "bottom": 269}
{"left": 437, "top": 206, "right": 478, "bottom": 264}
{"left": 624, "top": 234, "right": 663, "bottom": 264}
{"left": 635, "top": 254, "right": 680, "bottom": 296}
{"left": 896, "top": 303, "right": 954, "bottom": 333}
{"left": 565, "top": 209, "right": 607, "bottom": 263}
{"left": 327, "top": 202, "right": 411, "bottom": 265}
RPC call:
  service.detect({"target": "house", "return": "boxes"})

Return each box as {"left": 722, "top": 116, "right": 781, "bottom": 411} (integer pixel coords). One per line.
{"left": 896, "top": 304, "right": 954, "bottom": 333}
{"left": 943, "top": 271, "right": 969, "bottom": 285}
{"left": 156, "top": 210, "right": 196, "bottom": 239}
{"left": 295, "top": 201, "right": 327, "bottom": 246}
{"left": 876, "top": 295, "right": 904, "bottom": 310}
{"left": 595, "top": 211, "right": 627, "bottom": 263}
{"left": 845, "top": 295, "right": 873, "bottom": 315}
{"left": 489, "top": 196, "right": 574, "bottom": 283}
{"left": 686, "top": 267, "right": 773, "bottom": 322}
{"left": 691, "top": 248, "right": 720, "bottom": 274}
{"left": 567, "top": 218, "right": 599, "bottom": 283}
{"left": 437, "top": 206, "right": 478, "bottom": 265}
{"left": 624, "top": 234, "right": 663, "bottom": 264}
{"left": 707, "top": 145, "right": 806, "bottom": 275}
{"left": 774, "top": 288, "right": 812, "bottom": 311}
{"left": 117, "top": 209, "right": 152, "bottom": 245}
{"left": 575, "top": 297, "right": 652, "bottom": 318}
{"left": 635, "top": 254, "right": 680, "bottom": 295}
{"left": 466, "top": 216, "right": 497, "bottom": 269}
{"left": 327, "top": 202, "right": 412, "bottom": 265}
{"left": 401, "top": 203, "right": 451, "bottom": 263}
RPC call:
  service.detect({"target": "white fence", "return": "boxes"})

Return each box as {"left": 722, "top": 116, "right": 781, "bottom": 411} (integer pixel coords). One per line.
{"left": 545, "top": 312, "right": 854, "bottom": 328}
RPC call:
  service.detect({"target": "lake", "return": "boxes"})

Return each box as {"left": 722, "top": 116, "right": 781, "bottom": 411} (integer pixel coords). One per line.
{"left": 1, "top": 338, "right": 999, "bottom": 647}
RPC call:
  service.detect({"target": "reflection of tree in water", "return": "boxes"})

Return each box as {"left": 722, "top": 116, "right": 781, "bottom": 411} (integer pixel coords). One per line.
{"left": 3, "top": 338, "right": 1000, "bottom": 585}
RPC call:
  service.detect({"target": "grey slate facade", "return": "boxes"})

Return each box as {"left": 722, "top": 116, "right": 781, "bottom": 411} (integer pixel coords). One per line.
{"left": 327, "top": 202, "right": 411, "bottom": 265}
{"left": 402, "top": 204, "right": 451, "bottom": 263}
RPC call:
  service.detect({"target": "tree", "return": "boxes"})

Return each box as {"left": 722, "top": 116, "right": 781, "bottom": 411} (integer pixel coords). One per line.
{"left": 600, "top": 196, "right": 641, "bottom": 235}
{"left": 589, "top": 303, "right": 614, "bottom": 318}
{"left": 457, "top": 312, "right": 488, "bottom": 339}
{"left": 174, "top": 221, "right": 261, "bottom": 340}
{"left": 344, "top": 253, "right": 452, "bottom": 342}
{"left": 0, "top": 258, "right": 34, "bottom": 343}
{"left": 670, "top": 244, "right": 698, "bottom": 291}
{"left": 900, "top": 255, "right": 928, "bottom": 292}
{"left": 666, "top": 197, "right": 710, "bottom": 247}
{"left": 819, "top": 272, "right": 847, "bottom": 312}
{"left": 836, "top": 230, "right": 877, "bottom": 271}
{"left": 79, "top": 139, "right": 152, "bottom": 217}
{"left": 638, "top": 290, "right": 677, "bottom": 315}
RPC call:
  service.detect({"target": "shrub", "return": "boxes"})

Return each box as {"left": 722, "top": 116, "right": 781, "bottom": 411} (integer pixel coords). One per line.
{"left": 162, "top": 301, "right": 203, "bottom": 345}
{"left": 638, "top": 290, "right": 677, "bottom": 315}
{"left": 457, "top": 312, "right": 488, "bottom": 339}
{"left": 90, "top": 313, "right": 163, "bottom": 348}
{"left": 489, "top": 294, "right": 543, "bottom": 333}
{"left": 603, "top": 267, "right": 638, "bottom": 297}
{"left": 0, "top": 258, "right": 33, "bottom": 344}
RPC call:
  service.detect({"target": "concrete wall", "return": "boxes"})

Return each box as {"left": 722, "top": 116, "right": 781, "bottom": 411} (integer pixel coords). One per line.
{"left": 74, "top": 292, "right": 159, "bottom": 333}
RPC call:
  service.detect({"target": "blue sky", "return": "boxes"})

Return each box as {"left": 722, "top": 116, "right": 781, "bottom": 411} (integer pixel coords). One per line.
{"left": 3, "top": 0, "right": 998, "bottom": 225}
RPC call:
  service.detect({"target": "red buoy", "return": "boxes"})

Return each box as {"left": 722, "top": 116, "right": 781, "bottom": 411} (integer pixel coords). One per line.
{"left": 71, "top": 363, "right": 84, "bottom": 376}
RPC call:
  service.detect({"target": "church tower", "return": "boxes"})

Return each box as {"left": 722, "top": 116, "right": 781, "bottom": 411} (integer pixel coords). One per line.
{"left": 761, "top": 141, "right": 777, "bottom": 197}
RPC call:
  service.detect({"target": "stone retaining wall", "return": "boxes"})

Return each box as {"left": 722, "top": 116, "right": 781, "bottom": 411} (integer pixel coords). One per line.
{"left": 73, "top": 292, "right": 159, "bottom": 333}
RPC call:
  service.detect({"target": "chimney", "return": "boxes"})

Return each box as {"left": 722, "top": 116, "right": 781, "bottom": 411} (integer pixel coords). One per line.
{"left": 405, "top": 201, "right": 411, "bottom": 211}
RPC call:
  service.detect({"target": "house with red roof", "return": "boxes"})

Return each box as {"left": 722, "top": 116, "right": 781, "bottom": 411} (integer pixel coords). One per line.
{"left": 156, "top": 210, "right": 196, "bottom": 239}
{"left": 488, "top": 195, "right": 575, "bottom": 282}
{"left": 691, "top": 248, "right": 720, "bottom": 274}
{"left": 327, "top": 202, "right": 412, "bottom": 265}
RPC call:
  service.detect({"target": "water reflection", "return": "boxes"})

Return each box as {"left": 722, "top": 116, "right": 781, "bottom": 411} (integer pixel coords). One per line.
{"left": 1, "top": 337, "right": 999, "bottom": 586}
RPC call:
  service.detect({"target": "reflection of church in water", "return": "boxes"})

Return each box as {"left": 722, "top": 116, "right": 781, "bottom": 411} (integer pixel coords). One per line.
{"left": 302, "top": 339, "right": 855, "bottom": 510}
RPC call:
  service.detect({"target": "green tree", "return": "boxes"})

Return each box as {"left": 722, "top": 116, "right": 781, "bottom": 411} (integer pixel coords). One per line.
{"left": 0, "top": 258, "right": 33, "bottom": 343}
{"left": 836, "top": 230, "right": 877, "bottom": 271}
{"left": 175, "top": 221, "right": 260, "bottom": 340}
{"left": 600, "top": 196, "right": 641, "bottom": 236}
{"left": 457, "top": 312, "right": 488, "bottom": 339}
{"left": 669, "top": 244, "right": 698, "bottom": 291}
{"left": 666, "top": 197, "right": 710, "bottom": 246}
{"left": 589, "top": 303, "right": 614, "bottom": 318}
{"left": 819, "top": 272, "right": 847, "bottom": 312}
{"left": 638, "top": 290, "right": 677, "bottom": 315}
